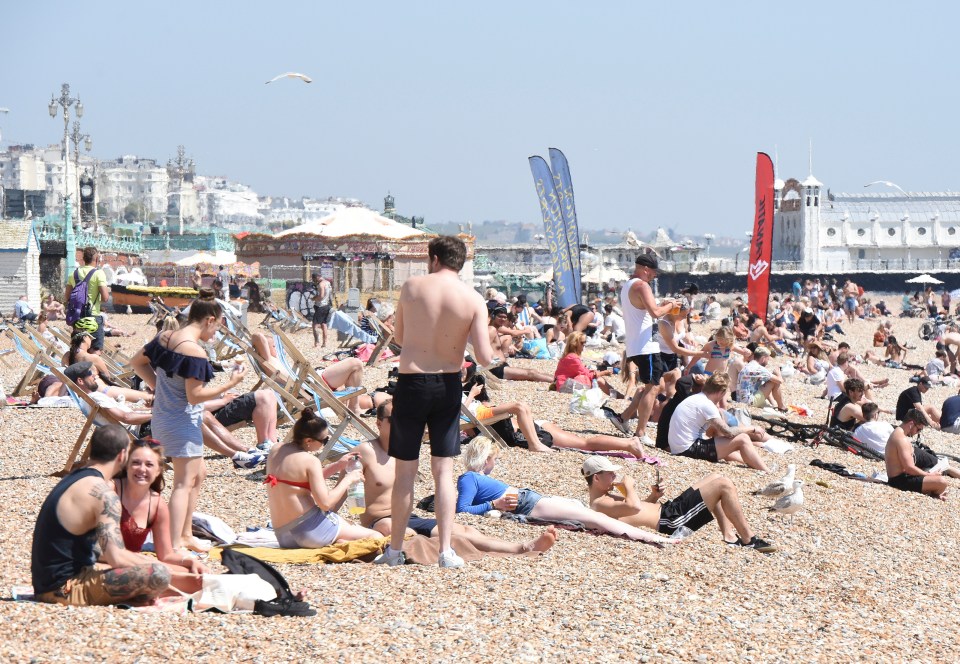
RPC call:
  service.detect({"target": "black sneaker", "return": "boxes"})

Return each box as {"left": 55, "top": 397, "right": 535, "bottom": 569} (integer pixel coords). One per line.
{"left": 732, "top": 536, "right": 778, "bottom": 553}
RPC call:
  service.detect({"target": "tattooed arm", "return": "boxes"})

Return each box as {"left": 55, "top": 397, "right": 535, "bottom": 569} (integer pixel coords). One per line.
{"left": 90, "top": 480, "right": 159, "bottom": 568}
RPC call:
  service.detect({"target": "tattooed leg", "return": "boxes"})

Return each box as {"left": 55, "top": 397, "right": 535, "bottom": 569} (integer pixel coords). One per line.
{"left": 102, "top": 563, "right": 171, "bottom": 601}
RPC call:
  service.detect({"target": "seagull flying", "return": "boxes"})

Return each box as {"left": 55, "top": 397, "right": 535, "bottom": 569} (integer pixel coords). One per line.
{"left": 754, "top": 464, "right": 796, "bottom": 498}
{"left": 768, "top": 480, "right": 804, "bottom": 515}
{"left": 265, "top": 72, "right": 313, "bottom": 84}
{"left": 0, "top": 108, "right": 9, "bottom": 113}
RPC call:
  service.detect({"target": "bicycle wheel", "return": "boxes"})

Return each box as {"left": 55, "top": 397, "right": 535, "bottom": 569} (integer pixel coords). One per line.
{"left": 919, "top": 321, "right": 935, "bottom": 341}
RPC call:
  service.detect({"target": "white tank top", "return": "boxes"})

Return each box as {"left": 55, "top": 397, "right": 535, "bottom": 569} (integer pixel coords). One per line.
{"left": 620, "top": 278, "right": 660, "bottom": 357}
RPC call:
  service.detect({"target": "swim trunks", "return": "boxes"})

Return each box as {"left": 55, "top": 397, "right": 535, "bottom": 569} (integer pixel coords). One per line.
{"left": 657, "top": 487, "right": 714, "bottom": 536}
{"left": 389, "top": 372, "right": 463, "bottom": 460}
{"left": 678, "top": 437, "right": 719, "bottom": 463}
{"left": 887, "top": 472, "right": 926, "bottom": 494}
{"left": 629, "top": 352, "right": 664, "bottom": 385}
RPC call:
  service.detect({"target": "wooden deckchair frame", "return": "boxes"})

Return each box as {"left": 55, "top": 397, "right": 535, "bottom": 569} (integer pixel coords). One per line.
{"left": 45, "top": 357, "right": 137, "bottom": 477}
{"left": 5, "top": 326, "right": 53, "bottom": 396}
{"left": 360, "top": 311, "right": 399, "bottom": 367}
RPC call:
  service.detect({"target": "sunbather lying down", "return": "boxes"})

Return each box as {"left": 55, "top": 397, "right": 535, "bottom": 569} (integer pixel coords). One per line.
{"left": 456, "top": 437, "right": 674, "bottom": 546}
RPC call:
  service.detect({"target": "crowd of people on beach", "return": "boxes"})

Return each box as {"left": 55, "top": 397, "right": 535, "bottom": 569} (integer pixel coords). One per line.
{"left": 24, "top": 238, "right": 960, "bottom": 608}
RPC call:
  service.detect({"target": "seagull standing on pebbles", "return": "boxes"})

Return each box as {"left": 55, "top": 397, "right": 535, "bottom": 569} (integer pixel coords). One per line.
{"left": 754, "top": 464, "right": 796, "bottom": 497}
{"left": 768, "top": 480, "right": 804, "bottom": 515}
{"left": 265, "top": 72, "right": 313, "bottom": 84}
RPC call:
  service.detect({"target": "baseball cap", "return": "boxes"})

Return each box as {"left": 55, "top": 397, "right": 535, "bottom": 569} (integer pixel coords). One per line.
{"left": 803, "top": 307, "right": 814, "bottom": 314}
{"left": 64, "top": 361, "right": 94, "bottom": 383}
{"left": 581, "top": 456, "right": 622, "bottom": 477}
{"left": 918, "top": 376, "right": 932, "bottom": 386}
{"left": 635, "top": 254, "right": 659, "bottom": 270}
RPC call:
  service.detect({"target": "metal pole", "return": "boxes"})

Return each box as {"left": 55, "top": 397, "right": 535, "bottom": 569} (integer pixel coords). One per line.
{"left": 65, "top": 196, "right": 76, "bottom": 275}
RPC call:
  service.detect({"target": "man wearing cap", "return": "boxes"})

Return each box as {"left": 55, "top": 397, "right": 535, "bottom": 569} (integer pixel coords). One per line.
{"left": 511, "top": 294, "right": 541, "bottom": 338}
{"left": 895, "top": 377, "right": 941, "bottom": 428}
{"left": 603, "top": 253, "right": 676, "bottom": 445}
{"left": 797, "top": 308, "right": 821, "bottom": 341}
{"left": 582, "top": 457, "right": 776, "bottom": 552}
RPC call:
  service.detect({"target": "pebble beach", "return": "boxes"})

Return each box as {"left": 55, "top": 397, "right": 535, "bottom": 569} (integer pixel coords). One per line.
{"left": 2, "top": 311, "right": 960, "bottom": 663}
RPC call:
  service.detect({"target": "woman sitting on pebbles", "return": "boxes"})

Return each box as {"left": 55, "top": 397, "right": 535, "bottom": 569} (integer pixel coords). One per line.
{"left": 265, "top": 409, "right": 382, "bottom": 548}
{"left": 455, "top": 437, "right": 674, "bottom": 545}
{"left": 113, "top": 438, "right": 207, "bottom": 592}
{"left": 553, "top": 332, "right": 622, "bottom": 398}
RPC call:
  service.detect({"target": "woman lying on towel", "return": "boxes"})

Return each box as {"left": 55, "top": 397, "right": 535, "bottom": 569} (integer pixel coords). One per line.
{"left": 265, "top": 409, "right": 381, "bottom": 548}
{"left": 462, "top": 364, "right": 647, "bottom": 458}
{"left": 113, "top": 438, "right": 208, "bottom": 592}
{"left": 456, "top": 437, "right": 673, "bottom": 545}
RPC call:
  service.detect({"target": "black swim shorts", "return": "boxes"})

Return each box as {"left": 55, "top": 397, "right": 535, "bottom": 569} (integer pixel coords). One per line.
{"left": 657, "top": 487, "right": 714, "bottom": 536}
{"left": 213, "top": 392, "right": 258, "bottom": 428}
{"left": 629, "top": 352, "right": 664, "bottom": 386}
{"left": 887, "top": 472, "right": 926, "bottom": 494}
{"left": 679, "top": 438, "right": 719, "bottom": 463}
{"left": 389, "top": 372, "right": 463, "bottom": 461}
{"left": 659, "top": 352, "right": 680, "bottom": 372}
{"left": 489, "top": 362, "right": 507, "bottom": 380}
{"left": 407, "top": 515, "right": 438, "bottom": 536}
{"left": 313, "top": 304, "right": 332, "bottom": 325}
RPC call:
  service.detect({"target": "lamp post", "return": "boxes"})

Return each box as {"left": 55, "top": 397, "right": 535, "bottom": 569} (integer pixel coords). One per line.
{"left": 167, "top": 145, "right": 192, "bottom": 235}
{"left": 49, "top": 83, "right": 83, "bottom": 276}
{"left": 69, "top": 121, "right": 92, "bottom": 228}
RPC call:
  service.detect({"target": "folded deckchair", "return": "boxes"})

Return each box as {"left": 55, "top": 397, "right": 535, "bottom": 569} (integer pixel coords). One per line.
{"left": 5, "top": 326, "right": 53, "bottom": 396}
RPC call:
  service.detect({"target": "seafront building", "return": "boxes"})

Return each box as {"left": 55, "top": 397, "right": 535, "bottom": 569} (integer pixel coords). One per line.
{"left": 772, "top": 174, "right": 960, "bottom": 272}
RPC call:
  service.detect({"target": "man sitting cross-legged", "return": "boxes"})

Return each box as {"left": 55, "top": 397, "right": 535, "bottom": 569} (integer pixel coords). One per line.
{"left": 667, "top": 373, "right": 770, "bottom": 472}
{"left": 885, "top": 408, "right": 950, "bottom": 499}
{"left": 583, "top": 456, "right": 777, "bottom": 552}
{"left": 31, "top": 424, "right": 172, "bottom": 606}
{"left": 355, "top": 401, "right": 558, "bottom": 554}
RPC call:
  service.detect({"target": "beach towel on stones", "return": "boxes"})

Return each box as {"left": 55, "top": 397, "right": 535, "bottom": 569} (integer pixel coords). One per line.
{"left": 210, "top": 537, "right": 387, "bottom": 564}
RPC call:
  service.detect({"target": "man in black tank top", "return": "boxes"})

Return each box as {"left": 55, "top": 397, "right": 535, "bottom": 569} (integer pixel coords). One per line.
{"left": 31, "top": 425, "right": 170, "bottom": 605}
{"left": 829, "top": 378, "right": 867, "bottom": 432}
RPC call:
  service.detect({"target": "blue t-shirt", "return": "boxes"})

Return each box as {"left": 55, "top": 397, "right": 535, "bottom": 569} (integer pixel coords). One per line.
{"left": 456, "top": 471, "right": 509, "bottom": 515}
{"left": 792, "top": 281, "right": 802, "bottom": 297}
{"left": 942, "top": 395, "right": 960, "bottom": 427}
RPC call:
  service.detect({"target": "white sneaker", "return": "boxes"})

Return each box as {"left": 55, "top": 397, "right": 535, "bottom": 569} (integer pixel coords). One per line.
{"left": 438, "top": 549, "right": 464, "bottom": 568}
{"left": 373, "top": 546, "right": 406, "bottom": 566}
{"left": 232, "top": 451, "right": 265, "bottom": 469}
{"left": 639, "top": 435, "right": 656, "bottom": 448}
{"left": 257, "top": 439, "right": 275, "bottom": 454}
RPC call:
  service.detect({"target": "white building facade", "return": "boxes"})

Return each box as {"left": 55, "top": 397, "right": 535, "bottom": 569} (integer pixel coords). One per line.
{"left": 772, "top": 175, "right": 960, "bottom": 272}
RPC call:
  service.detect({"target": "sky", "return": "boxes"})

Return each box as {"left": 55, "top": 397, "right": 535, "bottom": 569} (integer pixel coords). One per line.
{"left": 3, "top": 1, "right": 960, "bottom": 237}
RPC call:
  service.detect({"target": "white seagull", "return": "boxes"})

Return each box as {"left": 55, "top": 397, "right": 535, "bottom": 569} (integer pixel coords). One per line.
{"left": 265, "top": 72, "right": 313, "bottom": 85}
{"left": 768, "top": 480, "right": 804, "bottom": 515}
{"left": 754, "top": 464, "right": 796, "bottom": 498}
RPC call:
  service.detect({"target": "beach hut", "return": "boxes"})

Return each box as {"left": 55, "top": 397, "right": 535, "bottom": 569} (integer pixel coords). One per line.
{"left": 0, "top": 220, "right": 41, "bottom": 316}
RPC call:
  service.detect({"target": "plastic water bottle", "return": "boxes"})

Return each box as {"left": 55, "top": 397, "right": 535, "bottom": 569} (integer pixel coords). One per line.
{"left": 346, "top": 458, "right": 365, "bottom": 515}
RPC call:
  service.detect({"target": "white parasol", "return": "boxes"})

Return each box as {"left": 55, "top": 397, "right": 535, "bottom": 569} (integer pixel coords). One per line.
{"left": 905, "top": 274, "right": 944, "bottom": 285}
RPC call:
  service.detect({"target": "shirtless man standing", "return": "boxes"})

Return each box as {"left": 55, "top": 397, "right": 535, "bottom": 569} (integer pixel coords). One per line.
{"left": 357, "top": 402, "right": 557, "bottom": 554}
{"left": 885, "top": 408, "right": 949, "bottom": 499}
{"left": 843, "top": 280, "right": 859, "bottom": 324}
{"left": 374, "top": 236, "right": 496, "bottom": 569}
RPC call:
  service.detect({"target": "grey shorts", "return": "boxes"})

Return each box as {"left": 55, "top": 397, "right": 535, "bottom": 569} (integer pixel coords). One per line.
{"left": 275, "top": 506, "right": 341, "bottom": 548}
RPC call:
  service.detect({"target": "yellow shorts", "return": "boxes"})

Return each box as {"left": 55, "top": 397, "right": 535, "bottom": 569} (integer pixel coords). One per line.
{"left": 36, "top": 563, "right": 117, "bottom": 606}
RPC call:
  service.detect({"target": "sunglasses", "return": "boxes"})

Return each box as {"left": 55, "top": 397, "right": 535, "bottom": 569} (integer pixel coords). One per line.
{"left": 134, "top": 437, "right": 163, "bottom": 447}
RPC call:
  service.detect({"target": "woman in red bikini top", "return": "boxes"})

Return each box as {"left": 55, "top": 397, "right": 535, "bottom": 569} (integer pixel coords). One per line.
{"left": 113, "top": 438, "right": 208, "bottom": 592}
{"left": 265, "top": 408, "right": 381, "bottom": 544}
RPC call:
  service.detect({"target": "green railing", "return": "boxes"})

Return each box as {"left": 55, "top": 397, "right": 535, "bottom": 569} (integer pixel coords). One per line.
{"left": 36, "top": 219, "right": 144, "bottom": 254}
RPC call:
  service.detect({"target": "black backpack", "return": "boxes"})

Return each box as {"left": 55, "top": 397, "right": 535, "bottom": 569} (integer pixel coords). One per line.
{"left": 220, "top": 548, "right": 316, "bottom": 617}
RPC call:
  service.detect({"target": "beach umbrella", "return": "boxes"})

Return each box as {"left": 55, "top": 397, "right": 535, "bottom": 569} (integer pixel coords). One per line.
{"left": 531, "top": 268, "right": 554, "bottom": 284}
{"left": 905, "top": 274, "right": 943, "bottom": 285}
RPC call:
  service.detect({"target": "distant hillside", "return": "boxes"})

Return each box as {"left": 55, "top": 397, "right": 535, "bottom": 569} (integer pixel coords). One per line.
{"left": 433, "top": 219, "right": 745, "bottom": 252}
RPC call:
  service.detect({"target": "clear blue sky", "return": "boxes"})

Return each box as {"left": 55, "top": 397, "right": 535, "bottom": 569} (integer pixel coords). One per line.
{"left": 3, "top": 1, "right": 958, "bottom": 236}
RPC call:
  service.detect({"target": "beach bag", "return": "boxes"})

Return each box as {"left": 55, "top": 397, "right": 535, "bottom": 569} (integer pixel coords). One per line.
{"left": 569, "top": 385, "right": 605, "bottom": 418}
{"left": 521, "top": 338, "right": 550, "bottom": 360}
{"left": 65, "top": 268, "right": 96, "bottom": 325}
{"left": 196, "top": 573, "right": 276, "bottom": 612}
{"left": 220, "top": 548, "right": 316, "bottom": 617}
